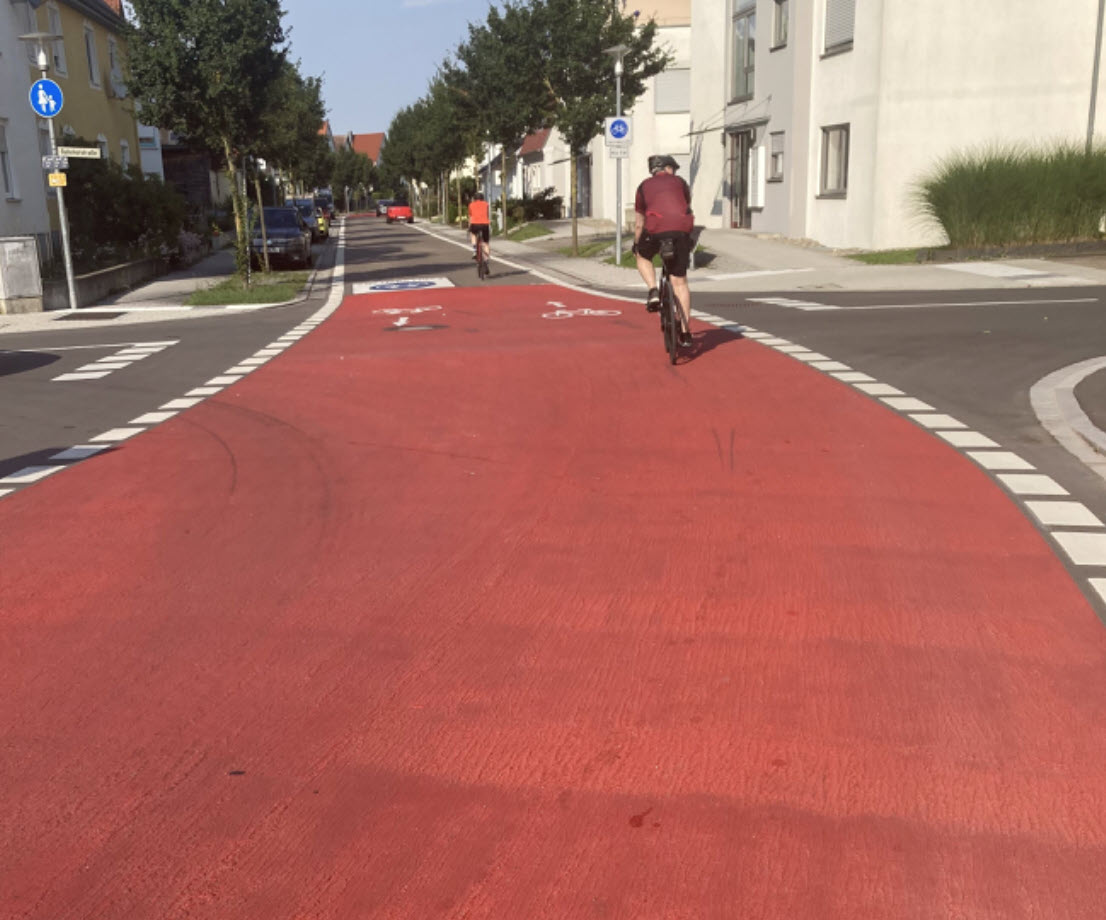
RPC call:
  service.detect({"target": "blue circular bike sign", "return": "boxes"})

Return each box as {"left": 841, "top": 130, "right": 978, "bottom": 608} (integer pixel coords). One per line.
{"left": 371, "top": 280, "right": 436, "bottom": 291}
{"left": 29, "top": 79, "right": 63, "bottom": 118}
{"left": 610, "top": 119, "right": 629, "bottom": 139}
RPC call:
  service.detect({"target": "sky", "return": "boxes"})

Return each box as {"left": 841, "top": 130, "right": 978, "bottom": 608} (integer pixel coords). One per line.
{"left": 281, "top": 0, "right": 492, "bottom": 138}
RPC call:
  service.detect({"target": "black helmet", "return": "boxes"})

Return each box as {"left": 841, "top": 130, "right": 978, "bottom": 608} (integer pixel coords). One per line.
{"left": 648, "top": 154, "right": 679, "bottom": 173}
{"left": 474, "top": 191, "right": 485, "bottom": 200}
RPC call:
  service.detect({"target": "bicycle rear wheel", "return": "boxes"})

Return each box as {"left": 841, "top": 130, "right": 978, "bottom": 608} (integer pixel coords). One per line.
{"left": 663, "top": 277, "right": 679, "bottom": 365}
{"left": 477, "top": 250, "right": 488, "bottom": 280}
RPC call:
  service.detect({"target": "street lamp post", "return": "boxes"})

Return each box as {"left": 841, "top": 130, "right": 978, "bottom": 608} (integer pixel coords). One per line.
{"left": 1089, "top": 0, "right": 1106, "bottom": 154}
{"left": 604, "top": 44, "right": 630, "bottom": 264}
{"left": 19, "top": 31, "right": 78, "bottom": 311}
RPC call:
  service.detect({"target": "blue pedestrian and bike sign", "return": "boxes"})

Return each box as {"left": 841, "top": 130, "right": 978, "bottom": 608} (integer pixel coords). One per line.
{"left": 29, "top": 79, "right": 63, "bottom": 118}
{"left": 604, "top": 116, "right": 633, "bottom": 145}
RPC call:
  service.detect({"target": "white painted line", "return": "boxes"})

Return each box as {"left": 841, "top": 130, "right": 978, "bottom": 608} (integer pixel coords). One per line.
{"left": 52, "top": 371, "right": 112, "bottom": 381}
{"left": 264, "top": 343, "right": 289, "bottom": 350}
{"left": 759, "top": 338, "right": 792, "bottom": 346}
{"left": 1025, "top": 501, "right": 1104, "bottom": 528}
{"left": 113, "top": 350, "right": 152, "bottom": 358}
{"left": 131, "top": 411, "right": 178, "bottom": 424}
{"left": 255, "top": 349, "right": 283, "bottom": 356}
{"left": 1090, "top": 578, "right": 1106, "bottom": 605}
{"left": 90, "top": 427, "right": 145, "bottom": 442}
{"left": 0, "top": 489, "right": 12, "bottom": 498}
{"left": 965, "top": 450, "right": 1036, "bottom": 471}
{"left": 740, "top": 331, "right": 773, "bottom": 339}
{"left": 160, "top": 398, "right": 202, "bottom": 410}
{"left": 832, "top": 372, "right": 875, "bottom": 383}
{"left": 996, "top": 473, "right": 1069, "bottom": 496}
{"left": 239, "top": 358, "right": 268, "bottom": 366}
{"left": 0, "top": 465, "right": 65, "bottom": 484}
{"left": 224, "top": 365, "right": 257, "bottom": 375}
{"left": 909, "top": 413, "right": 967, "bottom": 430}
{"left": 206, "top": 375, "right": 243, "bottom": 386}
{"left": 187, "top": 387, "right": 223, "bottom": 397}
{"left": 810, "top": 361, "right": 852, "bottom": 372}
{"left": 844, "top": 297, "right": 1098, "bottom": 311}
{"left": 882, "top": 397, "right": 935, "bottom": 412}
{"left": 793, "top": 352, "right": 830, "bottom": 362}
{"left": 937, "top": 431, "right": 1000, "bottom": 448}
{"left": 1051, "top": 531, "right": 1106, "bottom": 566}
{"left": 50, "top": 445, "right": 110, "bottom": 461}
{"left": 776, "top": 345, "right": 811, "bottom": 354}
{"left": 77, "top": 362, "right": 130, "bottom": 371}
{"left": 855, "top": 383, "right": 904, "bottom": 396}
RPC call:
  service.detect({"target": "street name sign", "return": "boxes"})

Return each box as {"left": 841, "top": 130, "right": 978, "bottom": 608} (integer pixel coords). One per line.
{"left": 604, "top": 116, "right": 632, "bottom": 146}
{"left": 29, "top": 78, "right": 63, "bottom": 118}
{"left": 57, "top": 146, "right": 102, "bottom": 159}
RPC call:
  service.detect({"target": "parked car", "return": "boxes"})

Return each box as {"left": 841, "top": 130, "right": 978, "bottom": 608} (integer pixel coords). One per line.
{"left": 288, "top": 198, "right": 326, "bottom": 241}
{"left": 251, "top": 206, "right": 312, "bottom": 268}
{"left": 386, "top": 201, "right": 414, "bottom": 224}
{"left": 375, "top": 199, "right": 394, "bottom": 217}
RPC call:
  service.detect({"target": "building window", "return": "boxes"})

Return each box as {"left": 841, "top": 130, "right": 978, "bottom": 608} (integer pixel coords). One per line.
{"left": 730, "top": 0, "right": 756, "bottom": 102}
{"left": 138, "top": 128, "right": 158, "bottom": 149}
{"left": 820, "top": 124, "right": 849, "bottom": 196}
{"left": 84, "top": 26, "right": 101, "bottom": 86}
{"left": 825, "top": 0, "right": 855, "bottom": 53}
{"left": 48, "top": 6, "right": 67, "bottom": 74}
{"left": 0, "top": 123, "right": 15, "bottom": 198}
{"left": 120, "top": 140, "right": 130, "bottom": 169}
{"left": 96, "top": 135, "right": 109, "bottom": 159}
{"left": 773, "top": 0, "right": 789, "bottom": 48}
{"left": 655, "top": 68, "right": 690, "bottom": 114}
{"left": 24, "top": 4, "right": 39, "bottom": 62}
{"left": 768, "top": 131, "right": 784, "bottom": 181}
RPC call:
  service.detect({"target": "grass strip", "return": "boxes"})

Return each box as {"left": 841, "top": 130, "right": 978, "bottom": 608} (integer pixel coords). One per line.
{"left": 848, "top": 249, "right": 923, "bottom": 265}
{"left": 187, "top": 271, "right": 310, "bottom": 306}
{"left": 506, "top": 224, "right": 553, "bottom": 242}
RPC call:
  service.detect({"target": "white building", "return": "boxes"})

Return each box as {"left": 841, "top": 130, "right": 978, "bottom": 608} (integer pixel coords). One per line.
{"left": 689, "top": 0, "right": 1106, "bottom": 249}
{"left": 0, "top": 0, "right": 53, "bottom": 258}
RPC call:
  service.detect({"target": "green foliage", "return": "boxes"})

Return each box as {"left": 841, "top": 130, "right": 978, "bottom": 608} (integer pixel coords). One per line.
{"left": 330, "top": 146, "right": 375, "bottom": 202}
{"left": 495, "top": 188, "right": 563, "bottom": 221}
{"left": 506, "top": 223, "right": 553, "bottom": 242}
{"left": 63, "top": 150, "right": 188, "bottom": 271}
{"left": 259, "top": 60, "right": 330, "bottom": 186}
{"left": 915, "top": 143, "right": 1106, "bottom": 247}
{"left": 187, "top": 271, "right": 308, "bottom": 306}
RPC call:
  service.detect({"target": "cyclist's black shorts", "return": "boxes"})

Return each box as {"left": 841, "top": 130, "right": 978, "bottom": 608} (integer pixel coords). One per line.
{"left": 470, "top": 223, "right": 490, "bottom": 243}
{"left": 637, "top": 231, "right": 691, "bottom": 277}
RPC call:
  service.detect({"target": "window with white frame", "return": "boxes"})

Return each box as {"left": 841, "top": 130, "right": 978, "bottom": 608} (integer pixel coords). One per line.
{"left": 820, "top": 124, "right": 849, "bottom": 195}
{"left": 24, "top": 4, "right": 39, "bottom": 61}
{"left": 773, "top": 0, "right": 789, "bottom": 48}
{"left": 768, "top": 131, "right": 784, "bottom": 181}
{"left": 84, "top": 26, "right": 101, "bottom": 86}
{"left": 48, "top": 6, "right": 67, "bottom": 75}
{"left": 825, "top": 0, "right": 855, "bottom": 53}
{"left": 120, "top": 140, "right": 130, "bottom": 169}
{"left": 655, "top": 68, "right": 690, "bottom": 114}
{"left": 0, "top": 122, "right": 15, "bottom": 198}
{"left": 108, "top": 37, "right": 122, "bottom": 85}
{"left": 730, "top": 0, "right": 756, "bottom": 102}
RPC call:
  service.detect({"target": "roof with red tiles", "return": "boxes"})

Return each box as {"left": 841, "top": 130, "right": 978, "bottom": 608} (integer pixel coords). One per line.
{"left": 350, "top": 132, "right": 385, "bottom": 163}
{"left": 519, "top": 129, "right": 550, "bottom": 157}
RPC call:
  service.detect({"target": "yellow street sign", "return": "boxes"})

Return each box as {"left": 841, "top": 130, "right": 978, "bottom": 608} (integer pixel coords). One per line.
{"left": 48, "top": 172, "right": 67, "bottom": 187}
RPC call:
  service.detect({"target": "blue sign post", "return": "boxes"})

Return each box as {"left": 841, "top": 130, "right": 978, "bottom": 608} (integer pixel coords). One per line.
{"left": 610, "top": 119, "right": 629, "bottom": 140}
{"left": 29, "top": 78, "right": 63, "bottom": 118}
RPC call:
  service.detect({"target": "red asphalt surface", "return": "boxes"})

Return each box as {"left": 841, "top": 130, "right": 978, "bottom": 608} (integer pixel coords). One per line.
{"left": 2, "top": 281, "right": 1106, "bottom": 918}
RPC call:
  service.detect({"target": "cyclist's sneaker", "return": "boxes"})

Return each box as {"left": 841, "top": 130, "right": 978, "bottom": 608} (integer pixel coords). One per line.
{"left": 680, "top": 330, "right": 693, "bottom": 348}
{"left": 646, "top": 288, "right": 661, "bottom": 312}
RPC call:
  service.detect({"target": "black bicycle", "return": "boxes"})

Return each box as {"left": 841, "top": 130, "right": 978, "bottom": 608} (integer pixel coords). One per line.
{"left": 657, "top": 239, "right": 683, "bottom": 364}
{"left": 475, "top": 240, "right": 489, "bottom": 281}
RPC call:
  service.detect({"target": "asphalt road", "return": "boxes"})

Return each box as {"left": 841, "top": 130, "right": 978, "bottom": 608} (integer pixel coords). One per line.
{"left": 2, "top": 217, "right": 1106, "bottom": 918}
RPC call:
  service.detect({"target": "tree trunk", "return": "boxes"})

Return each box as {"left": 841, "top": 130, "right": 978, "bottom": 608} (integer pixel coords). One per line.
{"left": 223, "top": 137, "right": 247, "bottom": 276}
{"left": 254, "top": 174, "right": 270, "bottom": 274}
{"left": 570, "top": 152, "right": 578, "bottom": 256}
{"left": 501, "top": 147, "right": 508, "bottom": 238}
{"left": 456, "top": 172, "right": 462, "bottom": 228}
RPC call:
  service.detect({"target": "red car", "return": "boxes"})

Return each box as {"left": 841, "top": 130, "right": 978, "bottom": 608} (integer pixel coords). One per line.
{"left": 386, "top": 202, "right": 414, "bottom": 224}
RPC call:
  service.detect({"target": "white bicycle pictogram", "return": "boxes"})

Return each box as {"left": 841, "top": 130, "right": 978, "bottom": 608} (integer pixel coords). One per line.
{"left": 372, "top": 305, "right": 443, "bottom": 315}
{"left": 542, "top": 305, "right": 621, "bottom": 319}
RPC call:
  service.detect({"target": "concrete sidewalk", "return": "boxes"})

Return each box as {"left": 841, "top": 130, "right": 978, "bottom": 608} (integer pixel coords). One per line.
{"left": 469, "top": 218, "right": 1106, "bottom": 293}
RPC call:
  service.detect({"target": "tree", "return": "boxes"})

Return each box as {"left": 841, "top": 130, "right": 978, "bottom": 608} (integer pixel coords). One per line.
{"left": 125, "top": 0, "right": 288, "bottom": 273}
{"left": 331, "top": 146, "right": 374, "bottom": 210}
{"left": 454, "top": 2, "right": 547, "bottom": 234}
{"left": 258, "top": 60, "right": 328, "bottom": 194}
{"left": 534, "top": 0, "right": 668, "bottom": 253}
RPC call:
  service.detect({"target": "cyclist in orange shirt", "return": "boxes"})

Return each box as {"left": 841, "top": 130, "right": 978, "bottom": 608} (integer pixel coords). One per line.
{"left": 468, "top": 192, "right": 491, "bottom": 266}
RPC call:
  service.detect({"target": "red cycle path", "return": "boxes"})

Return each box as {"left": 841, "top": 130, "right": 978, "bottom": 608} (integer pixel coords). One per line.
{"left": 2, "top": 284, "right": 1105, "bottom": 919}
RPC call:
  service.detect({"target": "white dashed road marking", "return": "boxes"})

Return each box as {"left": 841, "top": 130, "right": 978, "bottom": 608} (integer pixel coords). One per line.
{"left": 50, "top": 340, "right": 178, "bottom": 381}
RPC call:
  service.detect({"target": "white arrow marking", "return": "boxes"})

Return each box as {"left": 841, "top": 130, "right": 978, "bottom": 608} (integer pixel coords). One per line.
{"left": 394, "top": 316, "right": 409, "bottom": 327}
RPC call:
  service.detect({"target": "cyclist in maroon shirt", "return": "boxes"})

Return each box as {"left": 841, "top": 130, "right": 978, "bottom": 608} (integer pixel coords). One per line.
{"left": 634, "top": 154, "right": 695, "bottom": 347}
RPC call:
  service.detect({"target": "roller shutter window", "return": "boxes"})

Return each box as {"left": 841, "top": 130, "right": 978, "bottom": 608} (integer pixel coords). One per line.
{"left": 655, "top": 69, "right": 691, "bottom": 114}
{"left": 821, "top": 124, "right": 849, "bottom": 195}
{"left": 769, "top": 132, "right": 784, "bottom": 181}
{"left": 825, "top": 0, "right": 855, "bottom": 51}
